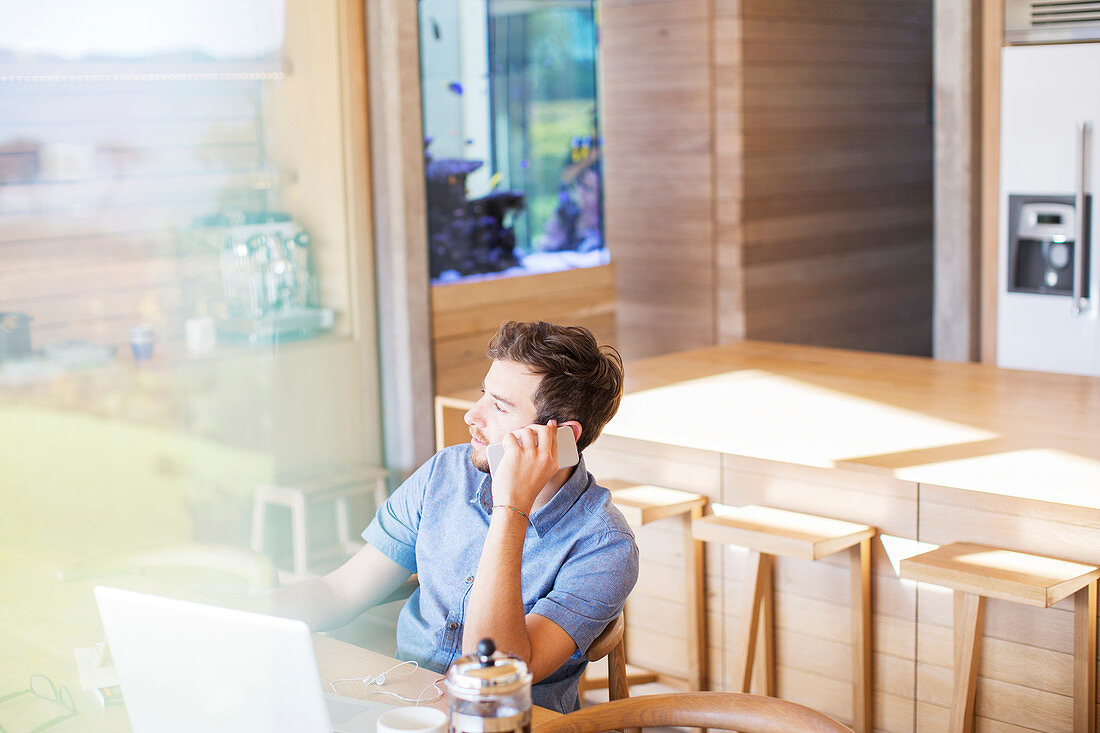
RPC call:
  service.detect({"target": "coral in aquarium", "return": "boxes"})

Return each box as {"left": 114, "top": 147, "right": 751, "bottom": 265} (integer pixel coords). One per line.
{"left": 424, "top": 140, "right": 524, "bottom": 280}
{"left": 537, "top": 139, "right": 602, "bottom": 254}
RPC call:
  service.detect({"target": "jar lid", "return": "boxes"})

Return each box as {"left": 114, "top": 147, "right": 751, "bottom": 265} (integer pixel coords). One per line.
{"left": 446, "top": 639, "right": 532, "bottom": 697}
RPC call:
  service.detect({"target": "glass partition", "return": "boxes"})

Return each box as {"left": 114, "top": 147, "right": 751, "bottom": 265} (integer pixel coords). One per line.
{"left": 419, "top": 0, "right": 606, "bottom": 284}
{"left": 0, "top": 0, "right": 387, "bottom": 721}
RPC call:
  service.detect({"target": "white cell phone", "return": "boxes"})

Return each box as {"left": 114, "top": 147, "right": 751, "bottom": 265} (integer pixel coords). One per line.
{"left": 486, "top": 424, "right": 580, "bottom": 477}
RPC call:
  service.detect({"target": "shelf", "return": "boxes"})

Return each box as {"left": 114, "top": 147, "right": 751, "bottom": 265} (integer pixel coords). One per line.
{"left": 0, "top": 59, "right": 290, "bottom": 84}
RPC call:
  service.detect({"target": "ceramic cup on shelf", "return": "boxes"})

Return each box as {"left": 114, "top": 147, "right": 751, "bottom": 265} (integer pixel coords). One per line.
{"left": 129, "top": 323, "right": 155, "bottom": 362}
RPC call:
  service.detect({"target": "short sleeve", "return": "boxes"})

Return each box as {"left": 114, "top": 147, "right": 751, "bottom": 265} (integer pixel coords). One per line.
{"left": 529, "top": 530, "right": 639, "bottom": 656}
{"left": 361, "top": 454, "right": 438, "bottom": 574}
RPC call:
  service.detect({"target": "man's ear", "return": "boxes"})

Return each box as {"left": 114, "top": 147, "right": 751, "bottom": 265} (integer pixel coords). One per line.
{"left": 561, "top": 420, "right": 582, "bottom": 445}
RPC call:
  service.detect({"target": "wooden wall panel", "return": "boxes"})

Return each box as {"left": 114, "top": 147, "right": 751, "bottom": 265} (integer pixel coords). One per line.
{"left": 599, "top": 0, "right": 932, "bottom": 362}
{"left": 738, "top": 0, "right": 934, "bottom": 357}
{"left": 713, "top": 0, "right": 747, "bottom": 344}
{"left": 429, "top": 265, "right": 617, "bottom": 395}
{"left": 600, "top": 0, "right": 717, "bottom": 362}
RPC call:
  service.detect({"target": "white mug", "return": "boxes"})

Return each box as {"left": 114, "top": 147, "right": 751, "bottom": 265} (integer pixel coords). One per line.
{"left": 376, "top": 706, "right": 448, "bottom": 733}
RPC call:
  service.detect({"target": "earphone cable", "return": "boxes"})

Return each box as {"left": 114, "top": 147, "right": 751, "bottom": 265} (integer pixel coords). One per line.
{"left": 328, "top": 660, "right": 445, "bottom": 704}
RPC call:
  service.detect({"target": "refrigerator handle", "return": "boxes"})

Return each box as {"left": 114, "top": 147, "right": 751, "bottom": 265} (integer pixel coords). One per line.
{"left": 1073, "top": 121, "right": 1090, "bottom": 316}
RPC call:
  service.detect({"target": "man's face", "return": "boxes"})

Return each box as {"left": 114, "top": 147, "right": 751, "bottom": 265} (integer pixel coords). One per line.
{"left": 464, "top": 359, "right": 541, "bottom": 473}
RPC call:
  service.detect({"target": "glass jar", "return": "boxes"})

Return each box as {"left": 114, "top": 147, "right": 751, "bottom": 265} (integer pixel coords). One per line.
{"left": 446, "top": 639, "right": 532, "bottom": 733}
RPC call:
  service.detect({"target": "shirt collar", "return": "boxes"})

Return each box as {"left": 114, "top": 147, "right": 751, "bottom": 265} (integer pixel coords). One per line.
{"left": 472, "top": 455, "right": 592, "bottom": 538}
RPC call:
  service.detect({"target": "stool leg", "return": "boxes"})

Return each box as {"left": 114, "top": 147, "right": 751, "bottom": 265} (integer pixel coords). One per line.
{"left": 335, "top": 496, "right": 351, "bottom": 552}
{"left": 734, "top": 551, "right": 771, "bottom": 693}
{"left": 950, "top": 591, "right": 985, "bottom": 733}
{"left": 758, "top": 558, "right": 775, "bottom": 698}
{"left": 291, "top": 491, "right": 309, "bottom": 578}
{"left": 850, "top": 537, "right": 872, "bottom": 733}
{"left": 373, "top": 476, "right": 389, "bottom": 512}
{"left": 684, "top": 507, "right": 707, "bottom": 691}
{"left": 1074, "top": 580, "right": 1097, "bottom": 733}
{"left": 250, "top": 491, "right": 266, "bottom": 554}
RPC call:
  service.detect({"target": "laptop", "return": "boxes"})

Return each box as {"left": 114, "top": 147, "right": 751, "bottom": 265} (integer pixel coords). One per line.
{"left": 94, "top": 585, "right": 390, "bottom": 733}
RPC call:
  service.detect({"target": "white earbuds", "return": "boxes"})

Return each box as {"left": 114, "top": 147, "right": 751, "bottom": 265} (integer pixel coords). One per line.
{"left": 329, "top": 660, "right": 445, "bottom": 705}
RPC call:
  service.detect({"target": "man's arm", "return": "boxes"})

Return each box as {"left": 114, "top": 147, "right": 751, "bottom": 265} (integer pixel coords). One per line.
{"left": 462, "top": 505, "right": 578, "bottom": 682}
{"left": 251, "top": 543, "right": 411, "bottom": 632}
{"left": 462, "top": 422, "right": 577, "bottom": 682}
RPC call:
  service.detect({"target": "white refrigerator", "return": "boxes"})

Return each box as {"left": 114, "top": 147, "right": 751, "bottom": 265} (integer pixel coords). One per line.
{"left": 997, "top": 42, "right": 1100, "bottom": 376}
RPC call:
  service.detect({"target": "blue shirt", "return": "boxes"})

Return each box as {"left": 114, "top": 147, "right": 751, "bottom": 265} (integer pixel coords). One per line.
{"left": 362, "top": 444, "right": 639, "bottom": 713}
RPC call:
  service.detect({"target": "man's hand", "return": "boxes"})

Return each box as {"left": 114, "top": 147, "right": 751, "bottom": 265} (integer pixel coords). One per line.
{"left": 491, "top": 420, "right": 560, "bottom": 514}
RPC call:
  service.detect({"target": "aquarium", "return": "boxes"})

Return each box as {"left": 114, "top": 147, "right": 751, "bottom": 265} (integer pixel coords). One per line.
{"left": 419, "top": 0, "right": 606, "bottom": 284}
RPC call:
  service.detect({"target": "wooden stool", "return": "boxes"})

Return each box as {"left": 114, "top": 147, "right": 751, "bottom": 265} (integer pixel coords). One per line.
{"left": 251, "top": 463, "right": 388, "bottom": 578}
{"left": 692, "top": 504, "right": 875, "bottom": 733}
{"left": 900, "top": 542, "right": 1099, "bottom": 733}
{"left": 601, "top": 481, "right": 709, "bottom": 694}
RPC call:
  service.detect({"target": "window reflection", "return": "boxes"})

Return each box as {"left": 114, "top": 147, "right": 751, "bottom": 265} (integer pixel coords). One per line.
{"left": 0, "top": 0, "right": 384, "bottom": 721}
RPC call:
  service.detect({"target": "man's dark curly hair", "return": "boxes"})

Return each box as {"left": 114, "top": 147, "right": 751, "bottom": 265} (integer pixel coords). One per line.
{"left": 487, "top": 321, "right": 624, "bottom": 453}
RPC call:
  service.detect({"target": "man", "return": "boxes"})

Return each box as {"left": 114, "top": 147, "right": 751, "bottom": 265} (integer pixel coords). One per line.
{"left": 266, "top": 321, "right": 638, "bottom": 713}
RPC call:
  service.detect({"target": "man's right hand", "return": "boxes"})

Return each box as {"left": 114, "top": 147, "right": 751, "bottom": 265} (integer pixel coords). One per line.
{"left": 491, "top": 420, "right": 560, "bottom": 515}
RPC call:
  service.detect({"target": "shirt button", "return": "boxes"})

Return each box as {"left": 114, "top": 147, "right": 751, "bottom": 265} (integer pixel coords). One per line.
{"left": 449, "top": 622, "right": 458, "bottom": 630}
{"left": 466, "top": 576, "right": 474, "bottom": 583}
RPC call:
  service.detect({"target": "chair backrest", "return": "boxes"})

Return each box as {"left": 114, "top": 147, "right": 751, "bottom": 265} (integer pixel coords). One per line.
{"left": 585, "top": 614, "right": 625, "bottom": 662}
{"left": 535, "top": 691, "right": 854, "bottom": 733}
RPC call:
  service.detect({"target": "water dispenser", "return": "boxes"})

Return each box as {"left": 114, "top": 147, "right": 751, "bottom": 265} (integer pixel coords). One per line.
{"left": 1006, "top": 194, "right": 1091, "bottom": 295}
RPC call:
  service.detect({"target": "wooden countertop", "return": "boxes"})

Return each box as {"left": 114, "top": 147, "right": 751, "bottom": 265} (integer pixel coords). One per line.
{"left": 600, "top": 340, "right": 1100, "bottom": 508}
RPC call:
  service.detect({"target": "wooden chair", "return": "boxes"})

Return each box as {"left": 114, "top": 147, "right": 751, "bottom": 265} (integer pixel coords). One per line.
{"left": 534, "top": 691, "right": 854, "bottom": 733}
{"left": 900, "top": 542, "right": 1099, "bottom": 733}
{"left": 585, "top": 614, "right": 629, "bottom": 701}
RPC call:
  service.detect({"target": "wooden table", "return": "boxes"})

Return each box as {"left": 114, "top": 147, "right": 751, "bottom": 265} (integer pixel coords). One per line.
{"left": 313, "top": 634, "right": 560, "bottom": 727}
{"left": 436, "top": 340, "right": 1100, "bottom": 733}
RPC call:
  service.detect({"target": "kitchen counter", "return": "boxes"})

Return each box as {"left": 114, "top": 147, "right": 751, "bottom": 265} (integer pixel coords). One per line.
{"left": 604, "top": 340, "right": 1100, "bottom": 508}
